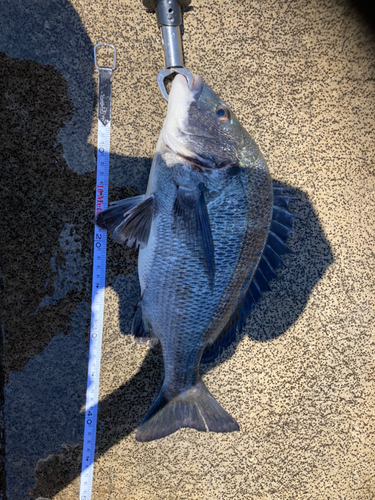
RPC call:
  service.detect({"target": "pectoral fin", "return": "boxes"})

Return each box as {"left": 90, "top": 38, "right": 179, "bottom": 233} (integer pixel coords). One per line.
{"left": 95, "top": 195, "right": 145, "bottom": 233}
{"left": 173, "top": 183, "right": 215, "bottom": 287}
{"left": 96, "top": 195, "right": 154, "bottom": 247}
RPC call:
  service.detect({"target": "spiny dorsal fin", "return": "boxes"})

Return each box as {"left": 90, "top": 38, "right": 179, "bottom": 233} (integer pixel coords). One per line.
{"left": 96, "top": 195, "right": 154, "bottom": 247}
{"left": 201, "top": 187, "right": 301, "bottom": 365}
{"left": 173, "top": 183, "right": 215, "bottom": 288}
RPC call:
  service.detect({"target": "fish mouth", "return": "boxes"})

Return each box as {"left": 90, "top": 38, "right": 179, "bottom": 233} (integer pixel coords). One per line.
{"left": 190, "top": 75, "right": 204, "bottom": 101}
{"left": 174, "top": 73, "right": 203, "bottom": 101}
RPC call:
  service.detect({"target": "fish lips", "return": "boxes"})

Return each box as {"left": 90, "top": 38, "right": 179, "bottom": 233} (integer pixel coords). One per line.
{"left": 174, "top": 73, "right": 203, "bottom": 101}
{"left": 190, "top": 74, "right": 204, "bottom": 101}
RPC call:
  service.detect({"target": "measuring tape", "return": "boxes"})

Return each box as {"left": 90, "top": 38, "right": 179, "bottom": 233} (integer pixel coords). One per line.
{"left": 79, "top": 43, "right": 116, "bottom": 500}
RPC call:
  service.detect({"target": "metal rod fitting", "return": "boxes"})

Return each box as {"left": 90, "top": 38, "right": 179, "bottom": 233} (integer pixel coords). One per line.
{"left": 161, "top": 25, "right": 184, "bottom": 69}
{"left": 142, "top": 0, "right": 193, "bottom": 100}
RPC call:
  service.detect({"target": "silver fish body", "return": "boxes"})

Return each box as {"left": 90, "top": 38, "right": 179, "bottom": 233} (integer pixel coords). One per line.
{"left": 97, "top": 75, "right": 275, "bottom": 441}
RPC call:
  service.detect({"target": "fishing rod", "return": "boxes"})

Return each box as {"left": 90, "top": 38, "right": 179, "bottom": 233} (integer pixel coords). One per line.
{"left": 142, "top": 0, "right": 193, "bottom": 100}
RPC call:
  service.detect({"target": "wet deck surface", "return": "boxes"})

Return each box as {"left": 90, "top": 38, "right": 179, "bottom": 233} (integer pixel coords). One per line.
{"left": 0, "top": 0, "right": 374, "bottom": 499}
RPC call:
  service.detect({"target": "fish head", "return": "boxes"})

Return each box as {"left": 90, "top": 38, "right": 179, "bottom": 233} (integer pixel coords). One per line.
{"left": 162, "top": 74, "right": 251, "bottom": 171}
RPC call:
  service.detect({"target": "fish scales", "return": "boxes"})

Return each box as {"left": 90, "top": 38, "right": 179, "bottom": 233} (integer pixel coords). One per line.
{"left": 96, "top": 74, "right": 275, "bottom": 441}
{"left": 205, "top": 155, "right": 272, "bottom": 343}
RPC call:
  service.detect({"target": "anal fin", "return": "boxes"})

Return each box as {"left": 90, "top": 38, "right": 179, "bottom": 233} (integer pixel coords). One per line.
{"left": 131, "top": 305, "right": 147, "bottom": 338}
{"left": 132, "top": 304, "right": 160, "bottom": 349}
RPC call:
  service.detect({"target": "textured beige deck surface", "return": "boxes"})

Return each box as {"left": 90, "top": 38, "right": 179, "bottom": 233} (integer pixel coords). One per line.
{"left": 1, "top": 0, "right": 374, "bottom": 499}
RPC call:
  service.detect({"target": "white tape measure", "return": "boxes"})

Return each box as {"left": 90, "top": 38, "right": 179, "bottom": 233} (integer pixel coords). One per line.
{"left": 79, "top": 43, "right": 116, "bottom": 500}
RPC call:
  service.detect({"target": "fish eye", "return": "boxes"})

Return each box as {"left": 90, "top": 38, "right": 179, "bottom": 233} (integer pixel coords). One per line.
{"left": 216, "top": 106, "right": 230, "bottom": 122}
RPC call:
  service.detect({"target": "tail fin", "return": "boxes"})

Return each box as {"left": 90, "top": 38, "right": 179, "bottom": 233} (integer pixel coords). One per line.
{"left": 136, "top": 380, "right": 239, "bottom": 442}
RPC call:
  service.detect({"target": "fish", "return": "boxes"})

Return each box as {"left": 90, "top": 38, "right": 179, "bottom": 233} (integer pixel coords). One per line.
{"left": 96, "top": 74, "right": 298, "bottom": 442}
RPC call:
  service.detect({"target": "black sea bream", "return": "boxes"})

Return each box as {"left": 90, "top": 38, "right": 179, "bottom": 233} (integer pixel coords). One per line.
{"left": 96, "top": 74, "right": 297, "bottom": 442}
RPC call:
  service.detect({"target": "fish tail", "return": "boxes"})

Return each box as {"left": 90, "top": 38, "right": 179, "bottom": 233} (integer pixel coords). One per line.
{"left": 136, "top": 379, "right": 239, "bottom": 442}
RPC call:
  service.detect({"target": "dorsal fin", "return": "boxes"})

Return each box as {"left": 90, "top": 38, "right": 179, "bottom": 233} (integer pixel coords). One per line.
{"left": 201, "top": 187, "right": 300, "bottom": 364}
{"left": 96, "top": 195, "right": 154, "bottom": 247}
